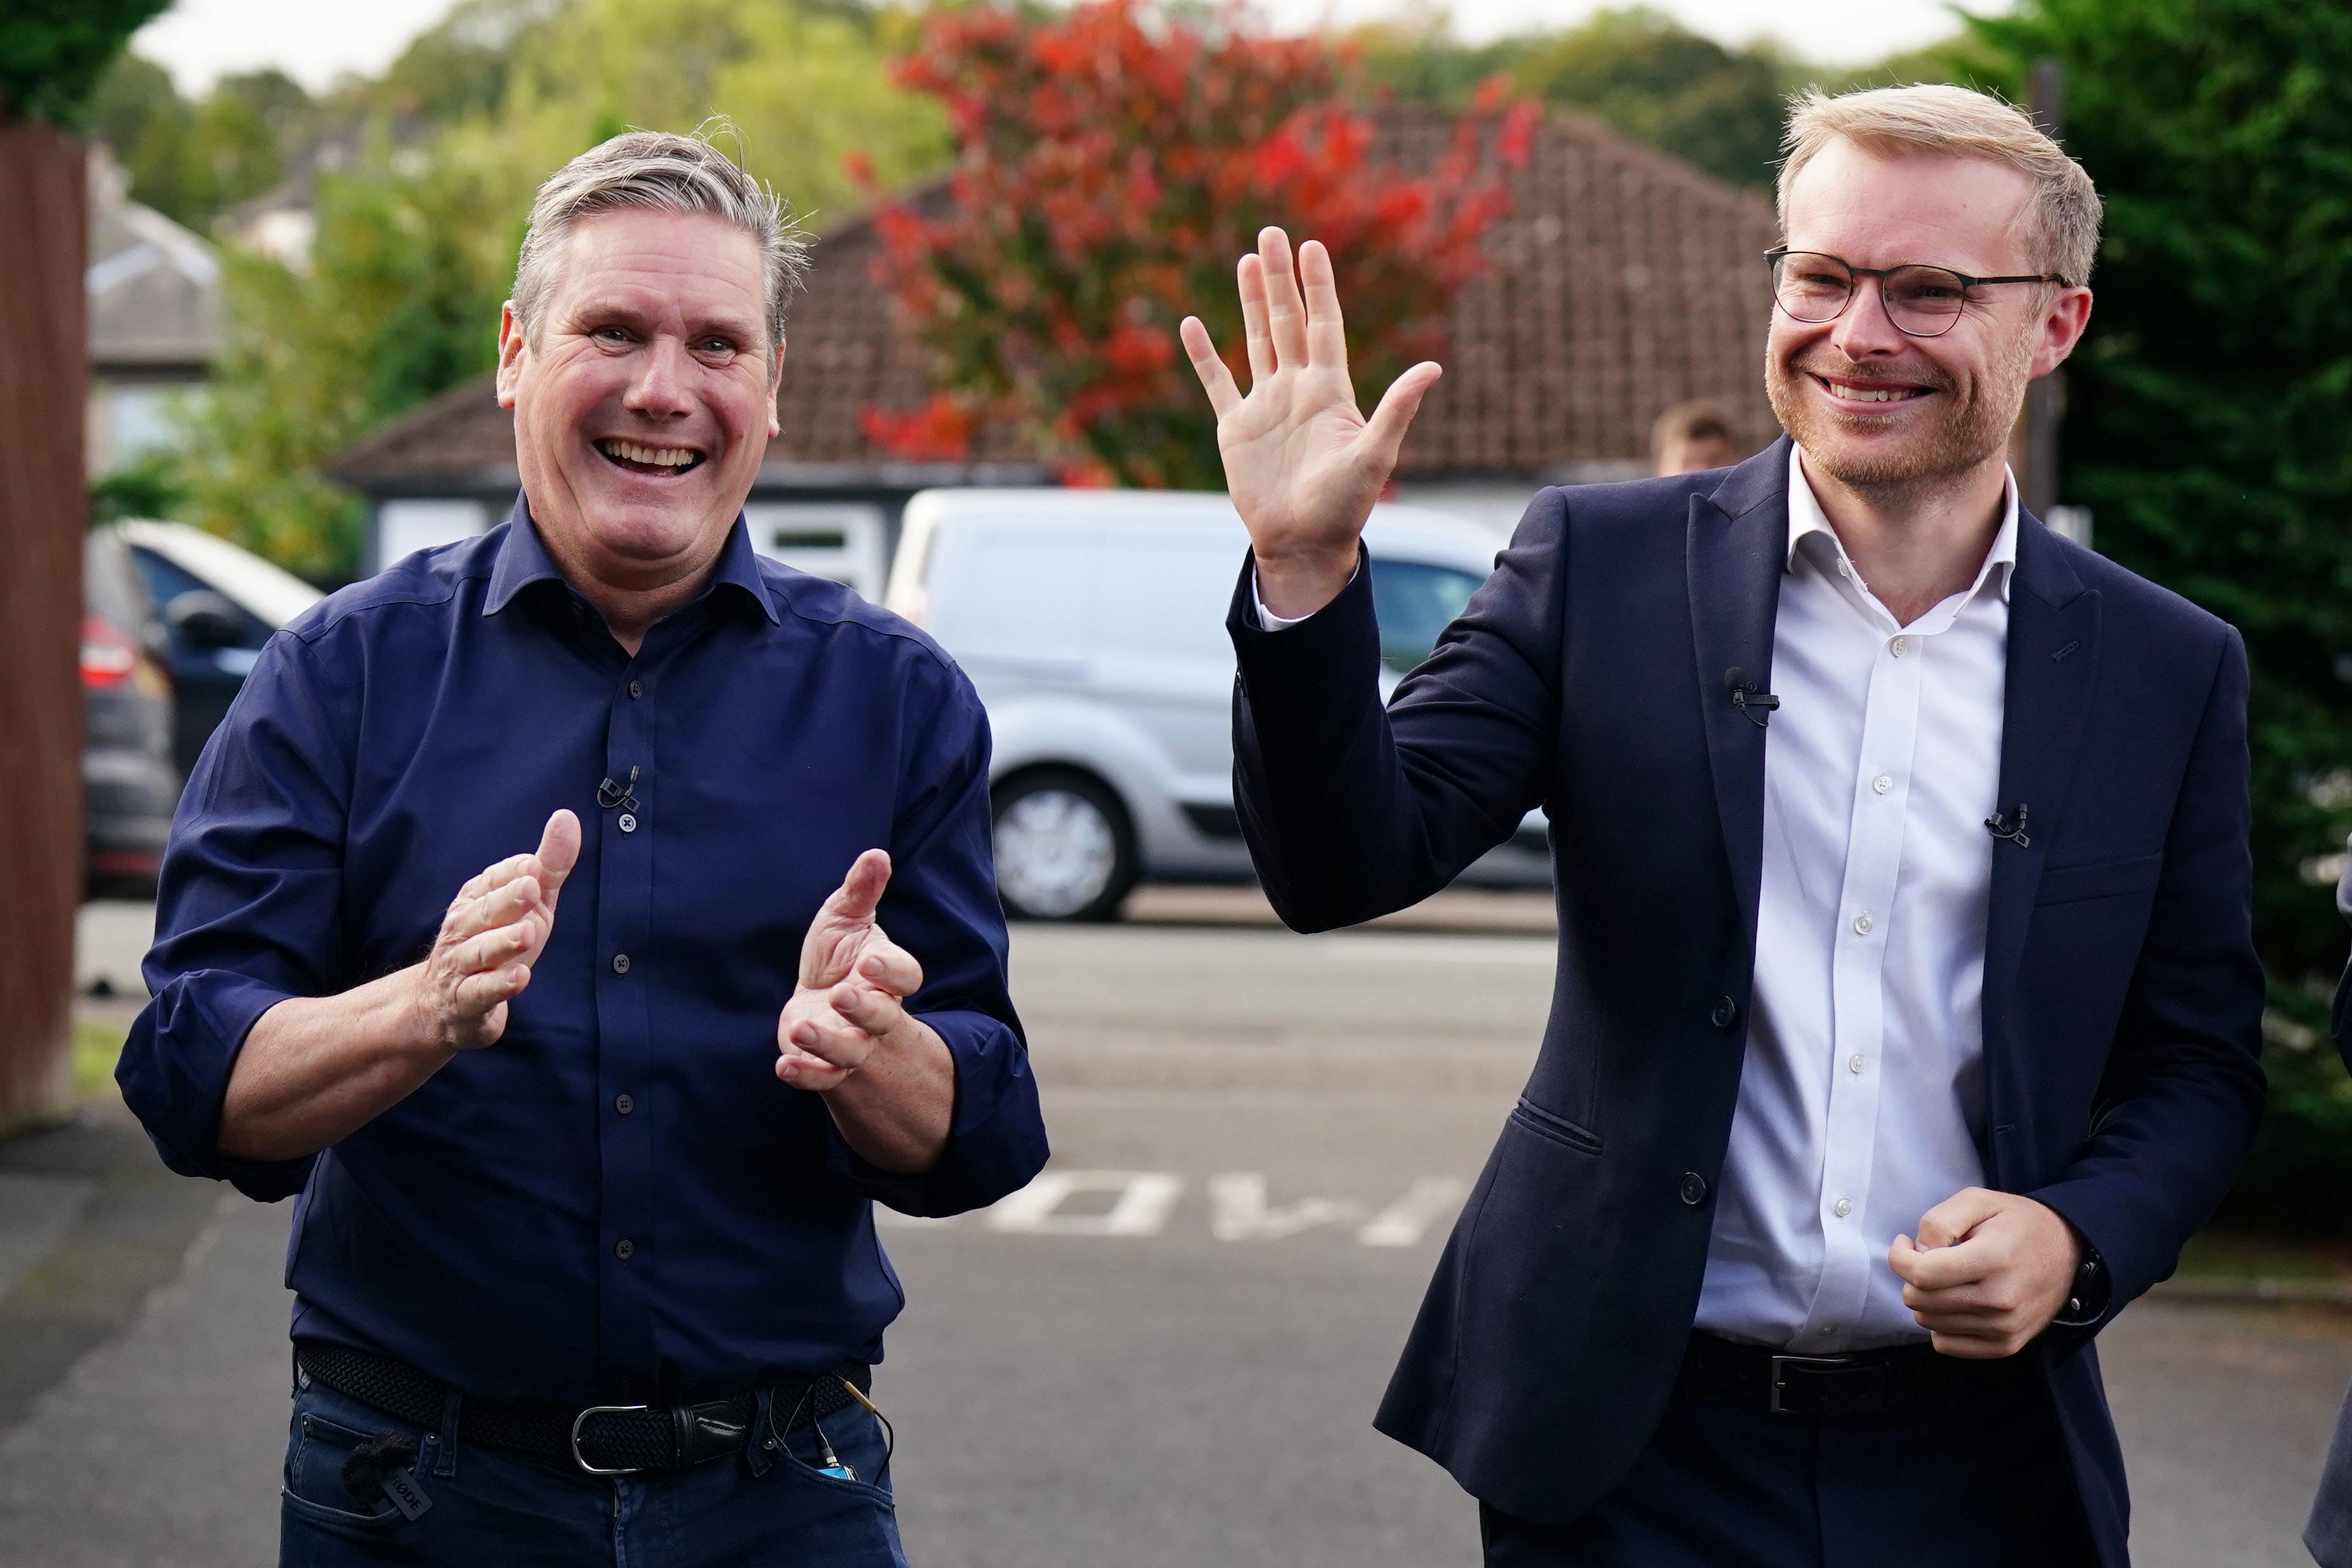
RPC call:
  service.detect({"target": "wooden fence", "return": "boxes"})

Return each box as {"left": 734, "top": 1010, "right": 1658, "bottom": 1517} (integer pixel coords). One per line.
{"left": 0, "top": 121, "right": 89, "bottom": 1133}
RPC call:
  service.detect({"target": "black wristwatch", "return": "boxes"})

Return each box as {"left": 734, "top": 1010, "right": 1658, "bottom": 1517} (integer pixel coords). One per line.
{"left": 2051, "top": 1244, "right": 2112, "bottom": 1328}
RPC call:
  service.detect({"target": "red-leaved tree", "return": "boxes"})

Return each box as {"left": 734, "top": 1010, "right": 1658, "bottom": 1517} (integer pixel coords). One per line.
{"left": 854, "top": 1, "right": 1536, "bottom": 488}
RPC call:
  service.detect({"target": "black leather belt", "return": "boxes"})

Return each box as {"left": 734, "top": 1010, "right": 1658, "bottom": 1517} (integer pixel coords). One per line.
{"left": 1680, "top": 1330, "right": 2035, "bottom": 1418}
{"left": 295, "top": 1340, "right": 870, "bottom": 1476}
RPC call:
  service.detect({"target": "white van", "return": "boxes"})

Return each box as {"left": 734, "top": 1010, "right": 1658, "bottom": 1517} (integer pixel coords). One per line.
{"left": 886, "top": 488, "right": 1550, "bottom": 920}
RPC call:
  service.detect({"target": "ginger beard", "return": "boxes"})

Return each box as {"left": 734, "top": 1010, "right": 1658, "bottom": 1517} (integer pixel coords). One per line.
{"left": 1765, "top": 302, "right": 2042, "bottom": 493}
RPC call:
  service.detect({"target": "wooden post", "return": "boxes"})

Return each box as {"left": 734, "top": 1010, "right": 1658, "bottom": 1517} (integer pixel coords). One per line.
{"left": 2015, "top": 59, "right": 2067, "bottom": 520}
{"left": 0, "top": 120, "right": 89, "bottom": 1133}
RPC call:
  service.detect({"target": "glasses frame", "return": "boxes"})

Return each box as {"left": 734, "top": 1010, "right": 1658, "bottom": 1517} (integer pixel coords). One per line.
{"left": 1763, "top": 248, "right": 2070, "bottom": 339}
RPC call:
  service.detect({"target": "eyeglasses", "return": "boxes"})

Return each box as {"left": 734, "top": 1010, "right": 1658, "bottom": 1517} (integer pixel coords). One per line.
{"left": 1765, "top": 249, "right": 2069, "bottom": 339}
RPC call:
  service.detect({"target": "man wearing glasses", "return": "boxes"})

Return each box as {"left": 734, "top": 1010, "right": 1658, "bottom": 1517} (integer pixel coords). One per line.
{"left": 1183, "top": 84, "right": 2263, "bottom": 1565}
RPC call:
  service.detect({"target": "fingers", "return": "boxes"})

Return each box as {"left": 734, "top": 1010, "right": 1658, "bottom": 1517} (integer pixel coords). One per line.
{"left": 450, "top": 963, "right": 529, "bottom": 1017}
{"left": 535, "top": 809, "right": 582, "bottom": 898}
{"left": 1362, "top": 361, "right": 1443, "bottom": 473}
{"left": 856, "top": 941, "right": 923, "bottom": 998}
{"left": 1257, "top": 227, "right": 1309, "bottom": 369}
{"left": 1888, "top": 1231, "right": 1992, "bottom": 1291}
{"left": 774, "top": 1048, "right": 852, "bottom": 1092}
{"left": 832, "top": 982, "right": 906, "bottom": 1037}
{"left": 1236, "top": 253, "right": 1276, "bottom": 384}
{"left": 823, "top": 849, "right": 892, "bottom": 927}
{"left": 457, "top": 851, "right": 539, "bottom": 904}
{"left": 442, "top": 875, "right": 540, "bottom": 943}
{"left": 1297, "top": 240, "right": 1349, "bottom": 374}
{"left": 449, "top": 918, "right": 539, "bottom": 977}
{"left": 1916, "top": 1186, "right": 2006, "bottom": 1249}
{"left": 1180, "top": 317, "right": 1242, "bottom": 419}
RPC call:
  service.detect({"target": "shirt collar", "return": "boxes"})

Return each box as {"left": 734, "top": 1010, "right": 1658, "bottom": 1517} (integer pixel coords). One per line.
{"left": 1784, "top": 443, "right": 2018, "bottom": 606}
{"left": 482, "top": 492, "right": 780, "bottom": 625}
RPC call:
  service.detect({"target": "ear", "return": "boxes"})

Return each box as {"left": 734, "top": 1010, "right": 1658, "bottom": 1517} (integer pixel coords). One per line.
{"left": 495, "top": 301, "right": 528, "bottom": 410}
{"left": 2029, "top": 285, "right": 2093, "bottom": 380}
{"left": 768, "top": 333, "right": 785, "bottom": 440}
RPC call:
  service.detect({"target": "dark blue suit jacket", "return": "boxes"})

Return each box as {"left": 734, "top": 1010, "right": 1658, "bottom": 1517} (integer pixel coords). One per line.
{"left": 1229, "top": 438, "right": 2266, "bottom": 1564}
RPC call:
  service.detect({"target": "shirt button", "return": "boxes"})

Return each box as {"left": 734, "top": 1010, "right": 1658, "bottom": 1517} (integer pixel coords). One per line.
{"left": 1834, "top": 1196, "right": 1853, "bottom": 1218}
{"left": 1852, "top": 911, "right": 1874, "bottom": 936}
{"left": 618, "top": 813, "right": 637, "bottom": 833}
{"left": 1710, "top": 995, "right": 1739, "bottom": 1029}
{"left": 614, "top": 1239, "right": 634, "bottom": 1260}
{"left": 611, "top": 953, "right": 631, "bottom": 974}
{"left": 614, "top": 1094, "right": 634, "bottom": 1116}
{"left": 1891, "top": 636, "right": 1910, "bottom": 657}
{"left": 1836, "top": 559, "right": 1852, "bottom": 578}
{"left": 1678, "top": 1172, "right": 1708, "bottom": 1206}
{"left": 1848, "top": 1053, "right": 1865, "bottom": 1074}
{"left": 627, "top": 679, "right": 643, "bottom": 699}
{"left": 1872, "top": 774, "right": 1893, "bottom": 795}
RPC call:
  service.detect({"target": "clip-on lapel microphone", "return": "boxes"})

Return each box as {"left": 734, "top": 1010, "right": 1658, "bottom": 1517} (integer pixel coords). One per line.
{"left": 1725, "top": 667, "right": 1780, "bottom": 729}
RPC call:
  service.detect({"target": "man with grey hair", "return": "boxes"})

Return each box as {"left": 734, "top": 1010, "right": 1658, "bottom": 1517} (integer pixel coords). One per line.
{"left": 120, "top": 128, "right": 1048, "bottom": 1564}
{"left": 1184, "top": 82, "right": 2264, "bottom": 1565}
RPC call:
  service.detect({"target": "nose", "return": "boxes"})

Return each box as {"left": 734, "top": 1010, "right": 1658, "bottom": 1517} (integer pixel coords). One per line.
{"left": 622, "top": 335, "right": 696, "bottom": 420}
{"left": 1829, "top": 275, "right": 1909, "bottom": 361}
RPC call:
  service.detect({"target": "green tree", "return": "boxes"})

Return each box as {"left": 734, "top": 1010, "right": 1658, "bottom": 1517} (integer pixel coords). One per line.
{"left": 1975, "top": 0, "right": 2352, "bottom": 1233}
{"left": 0, "top": 1, "right": 171, "bottom": 126}
{"left": 1355, "top": 8, "right": 1788, "bottom": 189}
{"left": 171, "top": 150, "right": 509, "bottom": 582}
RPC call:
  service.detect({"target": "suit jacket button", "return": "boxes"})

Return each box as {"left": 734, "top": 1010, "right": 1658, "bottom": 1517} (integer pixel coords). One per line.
{"left": 1679, "top": 1172, "right": 1708, "bottom": 1206}
{"left": 1711, "top": 996, "right": 1739, "bottom": 1029}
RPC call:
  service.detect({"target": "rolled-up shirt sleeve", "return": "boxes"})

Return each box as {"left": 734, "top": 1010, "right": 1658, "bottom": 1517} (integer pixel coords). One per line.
{"left": 118, "top": 624, "right": 355, "bottom": 1202}
{"left": 823, "top": 666, "right": 1048, "bottom": 1217}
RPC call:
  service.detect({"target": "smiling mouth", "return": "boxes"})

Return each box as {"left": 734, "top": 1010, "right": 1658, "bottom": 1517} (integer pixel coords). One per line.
{"left": 595, "top": 438, "right": 707, "bottom": 475}
{"left": 1811, "top": 374, "right": 1932, "bottom": 405}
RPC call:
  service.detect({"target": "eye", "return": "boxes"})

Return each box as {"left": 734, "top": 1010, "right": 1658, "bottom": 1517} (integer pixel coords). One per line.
{"left": 592, "top": 325, "right": 632, "bottom": 344}
{"left": 695, "top": 336, "right": 741, "bottom": 356}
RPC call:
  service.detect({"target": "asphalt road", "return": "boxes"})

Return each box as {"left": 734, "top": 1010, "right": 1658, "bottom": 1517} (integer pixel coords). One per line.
{"left": 8, "top": 910, "right": 2348, "bottom": 1566}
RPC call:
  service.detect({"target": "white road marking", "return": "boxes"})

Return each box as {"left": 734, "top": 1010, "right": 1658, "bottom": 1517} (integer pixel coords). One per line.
{"left": 1357, "top": 1176, "right": 1473, "bottom": 1248}
{"left": 883, "top": 1170, "right": 1472, "bottom": 1248}
{"left": 985, "top": 1170, "right": 1186, "bottom": 1237}
{"left": 1207, "top": 1174, "right": 1361, "bottom": 1241}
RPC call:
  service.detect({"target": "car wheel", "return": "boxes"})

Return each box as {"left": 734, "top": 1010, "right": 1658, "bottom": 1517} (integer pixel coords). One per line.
{"left": 991, "top": 771, "right": 1137, "bottom": 922}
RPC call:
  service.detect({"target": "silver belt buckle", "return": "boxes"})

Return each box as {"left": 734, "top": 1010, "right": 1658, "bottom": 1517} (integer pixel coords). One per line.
{"left": 1767, "top": 1354, "right": 1853, "bottom": 1414}
{"left": 571, "top": 1403, "right": 655, "bottom": 1475}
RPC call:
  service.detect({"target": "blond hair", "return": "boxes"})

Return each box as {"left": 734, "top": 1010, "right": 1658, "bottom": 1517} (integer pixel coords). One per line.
{"left": 512, "top": 124, "right": 809, "bottom": 356}
{"left": 1777, "top": 84, "right": 2102, "bottom": 287}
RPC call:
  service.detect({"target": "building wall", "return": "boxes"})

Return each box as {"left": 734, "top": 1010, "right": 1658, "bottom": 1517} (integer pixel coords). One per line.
{"left": 0, "top": 121, "right": 90, "bottom": 1132}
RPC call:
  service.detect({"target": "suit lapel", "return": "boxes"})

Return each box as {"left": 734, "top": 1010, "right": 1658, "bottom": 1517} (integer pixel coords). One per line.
{"left": 1980, "top": 514, "right": 2101, "bottom": 1164}
{"left": 1689, "top": 439, "right": 1793, "bottom": 950}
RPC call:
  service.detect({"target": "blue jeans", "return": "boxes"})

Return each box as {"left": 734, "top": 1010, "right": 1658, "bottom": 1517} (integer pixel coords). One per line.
{"left": 278, "top": 1373, "right": 910, "bottom": 1567}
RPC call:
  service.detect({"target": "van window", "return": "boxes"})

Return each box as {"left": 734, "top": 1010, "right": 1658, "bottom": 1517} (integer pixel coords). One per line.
{"left": 1368, "top": 558, "right": 1483, "bottom": 673}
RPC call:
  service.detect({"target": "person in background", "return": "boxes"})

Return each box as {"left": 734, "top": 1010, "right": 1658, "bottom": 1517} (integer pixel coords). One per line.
{"left": 117, "top": 129, "right": 1047, "bottom": 1565}
{"left": 1651, "top": 400, "right": 1746, "bottom": 476}
{"left": 1182, "top": 83, "right": 2264, "bottom": 1567}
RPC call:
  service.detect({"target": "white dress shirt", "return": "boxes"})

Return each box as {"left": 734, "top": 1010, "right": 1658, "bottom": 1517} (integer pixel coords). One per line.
{"left": 1696, "top": 446, "right": 2017, "bottom": 1350}
{"left": 1253, "top": 449, "right": 2018, "bottom": 1350}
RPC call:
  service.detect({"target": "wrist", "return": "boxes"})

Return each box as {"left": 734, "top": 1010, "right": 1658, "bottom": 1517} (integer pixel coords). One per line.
{"left": 1253, "top": 544, "right": 1360, "bottom": 621}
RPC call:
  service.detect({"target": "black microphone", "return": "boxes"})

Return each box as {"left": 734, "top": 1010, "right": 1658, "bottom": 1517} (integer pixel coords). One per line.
{"left": 1725, "top": 667, "right": 1780, "bottom": 728}
{"left": 596, "top": 764, "right": 641, "bottom": 813}
{"left": 1984, "top": 804, "right": 2030, "bottom": 848}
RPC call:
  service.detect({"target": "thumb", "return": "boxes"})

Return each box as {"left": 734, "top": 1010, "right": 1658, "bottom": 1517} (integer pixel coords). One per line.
{"left": 1916, "top": 1187, "right": 2006, "bottom": 1250}
{"left": 825, "top": 849, "right": 892, "bottom": 925}
{"left": 1360, "top": 361, "right": 1442, "bottom": 473}
{"left": 536, "top": 809, "right": 582, "bottom": 897}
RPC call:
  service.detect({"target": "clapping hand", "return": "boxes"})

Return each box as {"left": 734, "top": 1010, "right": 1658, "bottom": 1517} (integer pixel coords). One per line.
{"left": 776, "top": 850, "right": 927, "bottom": 1092}
{"left": 1179, "top": 226, "right": 1444, "bottom": 620}
{"left": 415, "top": 810, "right": 580, "bottom": 1052}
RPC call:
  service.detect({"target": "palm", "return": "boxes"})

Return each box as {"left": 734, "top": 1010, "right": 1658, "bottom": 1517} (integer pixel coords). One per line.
{"left": 798, "top": 849, "right": 892, "bottom": 991}
{"left": 1181, "top": 228, "right": 1441, "bottom": 566}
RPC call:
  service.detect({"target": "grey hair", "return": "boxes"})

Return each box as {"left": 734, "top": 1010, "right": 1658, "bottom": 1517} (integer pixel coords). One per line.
{"left": 511, "top": 123, "right": 809, "bottom": 356}
{"left": 1778, "top": 84, "right": 2103, "bottom": 288}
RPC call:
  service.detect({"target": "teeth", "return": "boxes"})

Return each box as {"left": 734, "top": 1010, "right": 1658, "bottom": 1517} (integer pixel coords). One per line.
{"left": 1828, "top": 381, "right": 1916, "bottom": 403}
{"left": 600, "top": 440, "right": 700, "bottom": 467}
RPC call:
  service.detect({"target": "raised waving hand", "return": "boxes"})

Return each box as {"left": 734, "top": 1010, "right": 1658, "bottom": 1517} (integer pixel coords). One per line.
{"left": 1179, "top": 226, "right": 1443, "bottom": 620}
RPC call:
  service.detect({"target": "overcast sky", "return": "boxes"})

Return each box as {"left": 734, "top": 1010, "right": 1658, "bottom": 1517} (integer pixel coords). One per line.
{"left": 134, "top": 0, "right": 2004, "bottom": 95}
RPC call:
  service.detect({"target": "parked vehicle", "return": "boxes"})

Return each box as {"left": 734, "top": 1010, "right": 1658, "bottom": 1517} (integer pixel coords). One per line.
{"left": 886, "top": 488, "right": 1550, "bottom": 921}
{"left": 82, "top": 526, "right": 180, "bottom": 896}
{"left": 108, "top": 520, "right": 323, "bottom": 776}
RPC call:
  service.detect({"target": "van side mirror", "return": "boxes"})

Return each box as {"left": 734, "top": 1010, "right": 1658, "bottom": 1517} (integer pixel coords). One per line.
{"left": 165, "top": 589, "right": 246, "bottom": 651}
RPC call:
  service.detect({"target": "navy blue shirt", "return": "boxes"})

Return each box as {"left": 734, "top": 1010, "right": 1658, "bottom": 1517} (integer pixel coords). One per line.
{"left": 119, "top": 502, "right": 1048, "bottom": 1403}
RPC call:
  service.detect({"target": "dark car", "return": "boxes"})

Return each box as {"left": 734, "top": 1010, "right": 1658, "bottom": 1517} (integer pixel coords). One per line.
{"left": 111, "top": 520, "right": 321, "bottom": 776}
{"left": 82, "top": 526, "right": 181, "bottom": 895}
